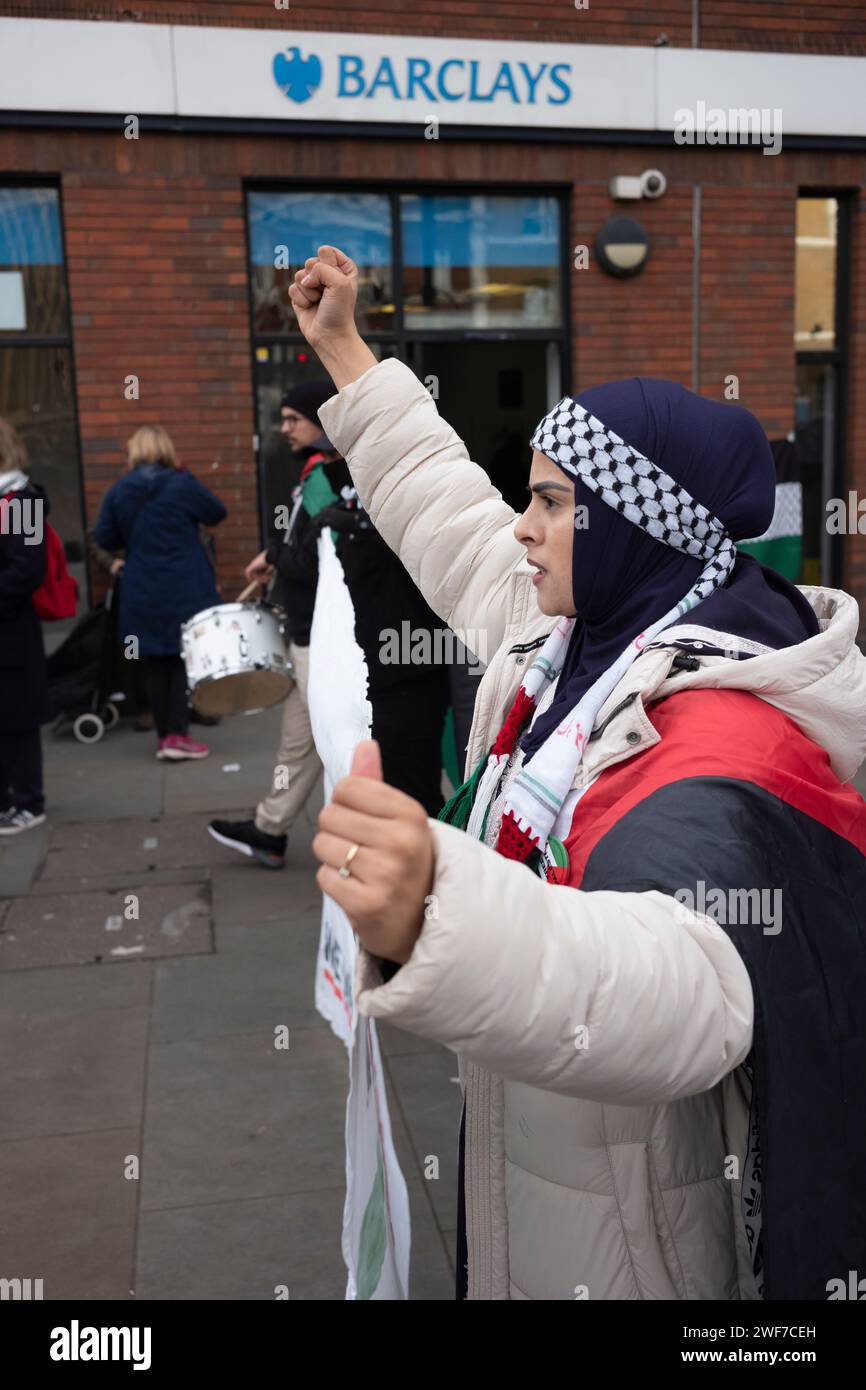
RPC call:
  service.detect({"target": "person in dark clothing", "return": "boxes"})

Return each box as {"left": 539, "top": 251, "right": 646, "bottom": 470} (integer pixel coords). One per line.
{"left": 209, "top": 377, "right": 450, "bottom": 869}
{"left": 92, "top": 425, "right": 227, "bottom": 761}
{"left": 0, "top": 418, "right": 48, "bottom": 833}
{"left": 86, "top": 528, "right": 153, "bottom": 729}
{"left": 303, "top": 458, "right": 451, "bottom": 816}
{"left": 209, "top": 381, "right": 333, "bottom": 867}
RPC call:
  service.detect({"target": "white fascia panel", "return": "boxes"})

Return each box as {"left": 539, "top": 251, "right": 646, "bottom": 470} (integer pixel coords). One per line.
{"left": 657, "top": 47, "right": 866, "bottom": 139}
{"left": 0, "top": 18, "right": 174, "bottom": 114}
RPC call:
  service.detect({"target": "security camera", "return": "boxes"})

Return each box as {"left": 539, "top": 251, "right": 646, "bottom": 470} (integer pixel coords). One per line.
{"left": 641, "top": 169, "right": 667, "bottom": 199}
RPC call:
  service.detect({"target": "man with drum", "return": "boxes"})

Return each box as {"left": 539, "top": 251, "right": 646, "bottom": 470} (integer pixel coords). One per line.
{"left": 209, "top": 378, "right": 450, "bottom": 869}
{"left": 208, "top": 380, "right": 333, "bottom": 868}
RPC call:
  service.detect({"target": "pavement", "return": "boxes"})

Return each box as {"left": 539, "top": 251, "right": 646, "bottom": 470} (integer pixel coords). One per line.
{"left": 0, "top": 707, "right": 461, "bottom": 1301}
{"left": 7, "top": 706, "right": 864, "bottom": 1304}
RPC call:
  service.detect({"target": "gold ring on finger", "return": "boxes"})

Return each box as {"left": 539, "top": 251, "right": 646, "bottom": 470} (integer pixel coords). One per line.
{"left": 338, "top": 842, "right": 361, "bottom": 879}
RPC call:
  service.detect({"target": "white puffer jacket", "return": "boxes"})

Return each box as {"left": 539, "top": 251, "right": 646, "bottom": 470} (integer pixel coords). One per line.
{"left": 318, "top": 359, "right": 866, "bottom": 1301}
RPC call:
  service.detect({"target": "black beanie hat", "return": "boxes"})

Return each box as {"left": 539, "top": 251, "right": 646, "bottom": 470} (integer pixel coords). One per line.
{"left": 280, "top": 377, "right": 335, "bottom": 426}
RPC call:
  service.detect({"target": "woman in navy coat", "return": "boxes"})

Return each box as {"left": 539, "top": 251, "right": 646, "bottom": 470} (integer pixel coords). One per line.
{"left": 92, "top": 425, "right": 227, "bottom": 760}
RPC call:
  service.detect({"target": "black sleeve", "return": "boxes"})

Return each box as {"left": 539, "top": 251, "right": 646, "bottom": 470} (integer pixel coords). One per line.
{"left": 269, "top": 506, "right": 319, "bottom": 584}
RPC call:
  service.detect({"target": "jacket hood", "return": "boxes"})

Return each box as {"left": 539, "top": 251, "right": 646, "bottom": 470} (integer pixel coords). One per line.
{"left": 658, "top": 586, "right": 866, "bottom": 782}
{"left": 131, "top": 460, "right": 173, "bottom": 489}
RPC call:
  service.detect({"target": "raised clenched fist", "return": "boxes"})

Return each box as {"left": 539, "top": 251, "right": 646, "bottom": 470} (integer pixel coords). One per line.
{"left": 288, "top": 244, "right": 360, "bottom": 352}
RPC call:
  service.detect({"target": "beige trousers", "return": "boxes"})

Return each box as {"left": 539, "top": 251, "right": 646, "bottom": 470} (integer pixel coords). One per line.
{"left": 255, "top": 642, "right": 322, "bottom": 837}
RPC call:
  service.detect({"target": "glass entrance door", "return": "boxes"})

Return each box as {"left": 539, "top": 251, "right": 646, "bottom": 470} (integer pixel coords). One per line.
{"left": 405, "top": 339, "right": 561, "bottom": 514}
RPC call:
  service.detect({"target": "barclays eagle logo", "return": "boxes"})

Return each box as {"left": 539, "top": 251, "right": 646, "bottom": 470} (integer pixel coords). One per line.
{"left": 273, "top": 47, "right": 322, "bottom": 103}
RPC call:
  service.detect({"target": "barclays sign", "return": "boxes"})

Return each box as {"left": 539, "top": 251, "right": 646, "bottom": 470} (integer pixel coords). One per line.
{"left": 172, "top": 26, "right": 650, "bottom": 130}
{"left": 273, "top": 45, "right": 572, "bottom": 109}
{"left": 3, "top": 19, "right": 866, "bottom": 141}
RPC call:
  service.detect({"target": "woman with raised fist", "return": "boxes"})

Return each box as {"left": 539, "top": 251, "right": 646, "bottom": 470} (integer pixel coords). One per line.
{"left": 298, "top": 246, "right": 866, "bottom": 1302}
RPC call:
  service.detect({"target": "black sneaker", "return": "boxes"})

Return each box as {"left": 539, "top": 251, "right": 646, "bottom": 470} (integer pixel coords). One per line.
{"left": 207, "top": 818, "right": 287, "bottom": 869}
{"left": 0, "top": 807, "right": 47, "bottom": 835}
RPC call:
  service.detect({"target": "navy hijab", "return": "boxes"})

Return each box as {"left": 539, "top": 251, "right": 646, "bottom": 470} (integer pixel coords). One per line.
{"left": 521, "top": 378, "right": 819, "bottom": 761}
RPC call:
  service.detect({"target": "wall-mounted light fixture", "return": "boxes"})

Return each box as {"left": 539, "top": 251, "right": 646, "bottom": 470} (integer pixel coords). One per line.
{"left": 594, "top": 217, "right": 650, "bottom": 277}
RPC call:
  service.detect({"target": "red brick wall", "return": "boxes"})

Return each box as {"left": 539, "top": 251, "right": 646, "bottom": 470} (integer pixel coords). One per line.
{"left": 570, "top": 173, "right": 798, "bottom": 436}
{"left": 572, "top": 182, "right": 694, "bottom": 388}
{"left": 61, "top": 167, "right": 257, "bottom": 591}
{"left": 0, "top": 1, "right": 695, "bottom": 46}
{"left": 698, "top": 185, "right": 795, "bottom": 435}
{"left": 700, "top": 3, "right": 866, "bottom": 54}
{"left": 2, "top": 1, "right": 866, "bottom": 53}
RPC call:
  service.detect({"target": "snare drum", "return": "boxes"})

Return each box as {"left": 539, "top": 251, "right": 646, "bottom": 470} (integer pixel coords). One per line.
{"left": 181, "top": 601, "right": 293, "bottom": 716}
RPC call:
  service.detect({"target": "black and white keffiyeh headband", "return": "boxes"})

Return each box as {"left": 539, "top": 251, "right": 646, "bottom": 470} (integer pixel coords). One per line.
{"left": 530, "top": 397, "right": 736, "bottom": 602}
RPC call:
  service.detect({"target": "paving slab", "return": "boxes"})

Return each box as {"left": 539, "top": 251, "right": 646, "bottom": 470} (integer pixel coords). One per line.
{"left": 0, "top": 819, "right": 49, "bottom": 898}
{"left": 150, "top": 920, "right": 323, "bottom": 1044}
{"left": 134, "top": 1179, "right": 453, "bottom": 1301}
{"left": 404, "top": 1178, "right": 456, "bottom": 1300}
{"left": 140, "top": 1027, "right": 350, "bottom": 1211}
{"left": 0, "top": 954, "right": 152, "bottom": 1017}
{"left": 40, "top": 812, "right": 243, "bottom": 880}
{"left": 0, "top": 960, "right": 151, "bottom": 1140}
{"left": 0, "top": 882, "right": 212, "bottom": 970}
{"left": 43, "top": 725, "right": 164, "bottom": 824}
{"left": 147, "top": 935, "right": 430, "bottom": 1198}
{"left": 159, "top": 706, "right": 287, "bottom": 813}
{"left": 210, "top": 859, "right": 319, "bottom": 927}
{"left": 0, "top": 1128, "right": 140, "bottom": 1300}
{"left": 384, "top": 1049, "right": 463, "bottom": 1233}
{"left": 25, "top": 865, "right": 213, "bottom": 897}
{"left": 134, "top": 1188, "right": 347, "bottom": 1300}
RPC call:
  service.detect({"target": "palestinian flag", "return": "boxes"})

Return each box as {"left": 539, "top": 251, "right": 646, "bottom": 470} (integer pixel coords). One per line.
{"left": 738, "top": 438, "right": 802, "bottom": 580}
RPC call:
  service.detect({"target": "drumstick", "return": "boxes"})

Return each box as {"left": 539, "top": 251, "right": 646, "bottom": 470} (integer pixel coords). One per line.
{"left": 237, "top": 580, "right": 261, "bottom": 602}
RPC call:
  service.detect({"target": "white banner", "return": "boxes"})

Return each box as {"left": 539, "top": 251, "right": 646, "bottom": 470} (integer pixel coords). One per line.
{"left": 308, "top": 531, "right": 411, "bottom": 1300}
{"left": 343, "top": 1015, "right": 410, "bottom": 1300}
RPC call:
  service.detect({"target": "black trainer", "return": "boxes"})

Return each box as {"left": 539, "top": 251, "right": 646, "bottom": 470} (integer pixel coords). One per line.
{"left": 208, "top": 818, "right": 287, "bottom": 869}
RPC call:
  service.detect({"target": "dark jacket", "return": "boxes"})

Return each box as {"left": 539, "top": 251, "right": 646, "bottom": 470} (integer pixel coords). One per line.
{"left": 92, "top": 463, "right": 226, "bottom": 657}
{"left": 291, "top": 459, "right": 451, "bottom": 695}
{"left": 0, "top": 482, "right": 48, "bottom": 730}
{"left": 265, "top": 495, "right": 318, "bottom": 648}
{"left": 334, "top": 514, "right": 451, "bottom": 695}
